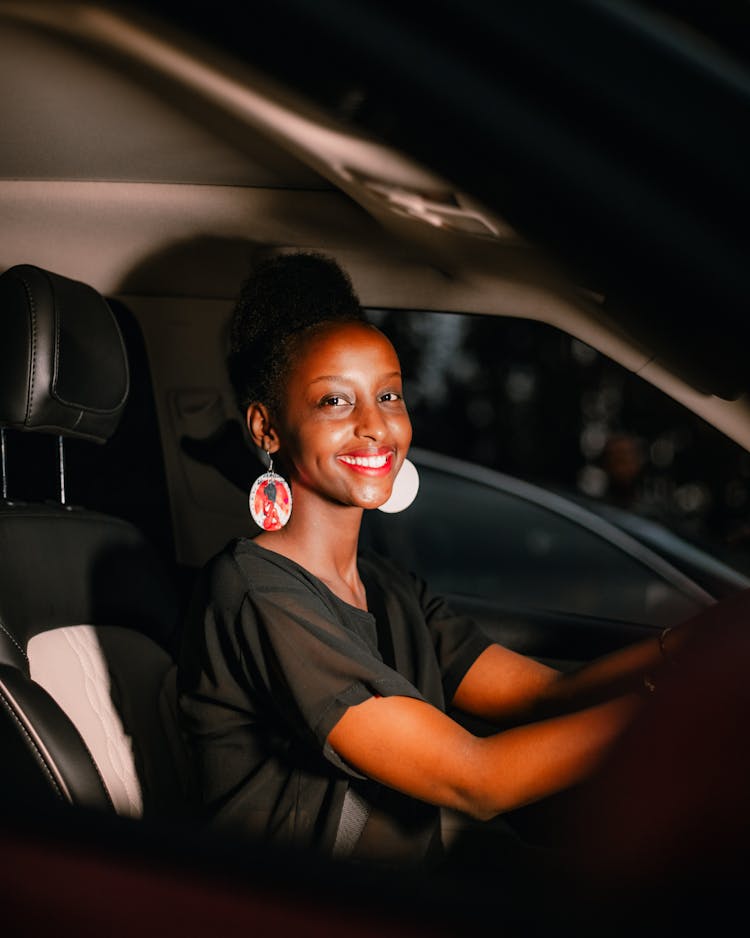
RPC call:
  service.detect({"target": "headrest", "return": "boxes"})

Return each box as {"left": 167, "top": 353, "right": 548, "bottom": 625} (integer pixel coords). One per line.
{"left": 0, "top": 265, "right": 129, "bottom": 443}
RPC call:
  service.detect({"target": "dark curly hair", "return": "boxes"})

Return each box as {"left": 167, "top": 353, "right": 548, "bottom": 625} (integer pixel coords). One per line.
{"left": 227, "top": 252, "right": 366, "bottom": 417}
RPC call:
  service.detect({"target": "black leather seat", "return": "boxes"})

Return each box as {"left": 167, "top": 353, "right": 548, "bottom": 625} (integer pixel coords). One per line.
{"left": 0, "top": 264, "right": 190, "bottom": 818}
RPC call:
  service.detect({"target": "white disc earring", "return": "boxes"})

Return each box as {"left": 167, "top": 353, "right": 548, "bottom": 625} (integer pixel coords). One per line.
{"left": 378, "top": 458, "right": 420, "bottom": 514}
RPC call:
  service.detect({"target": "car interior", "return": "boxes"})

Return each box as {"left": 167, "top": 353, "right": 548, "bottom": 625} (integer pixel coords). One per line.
{"left": 0, "top": 263, "right": 189, "bottom": 819}
{"left": 1, "top": 1, "right": 749, "bottom": 934}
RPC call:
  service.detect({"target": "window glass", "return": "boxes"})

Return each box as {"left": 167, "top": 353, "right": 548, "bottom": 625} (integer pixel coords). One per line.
{"left": 370, "top": 310, "right": 750, "bottom": 621}
{"left": 361, "top": 465, "right": 702, "bottom": 625}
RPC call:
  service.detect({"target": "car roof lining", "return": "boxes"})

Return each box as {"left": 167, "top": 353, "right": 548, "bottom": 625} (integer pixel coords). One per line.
{"left": 0, "top": 12, "right": 328, "bottom": 188}
{"left": 1, "top": 1, "right": 750, "bottom": 458}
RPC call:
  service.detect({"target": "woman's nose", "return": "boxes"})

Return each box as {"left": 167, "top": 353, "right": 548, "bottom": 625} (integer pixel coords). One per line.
{"left": 355, "top": 401, "right": 387, "bottom": 440}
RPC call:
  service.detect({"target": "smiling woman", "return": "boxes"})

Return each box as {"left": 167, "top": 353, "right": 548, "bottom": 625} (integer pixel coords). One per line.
{"left": 176, "top": 251, "right": 707, "bottom": 871}
{"left": 258, "top": 322, "right": 411, "bottom": 519}
{"left": 2, "top": 0, "right": 750, "bottom": 931}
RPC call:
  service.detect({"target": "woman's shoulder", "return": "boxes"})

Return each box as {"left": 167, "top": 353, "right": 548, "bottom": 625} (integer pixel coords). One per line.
{"left": 357, "top": 546, "right": 399, "bottom": 574}
{"left": 209, "top": 536, "right": 312, "bottom": 586}
{"left": 358, "top": 549, "right": 452, "bottom": 615}
{"left": 192, "top": 537, "right": 288, "bottom": 591}
{"left": 357, "top": 547, "right": 422, "bottom": 592}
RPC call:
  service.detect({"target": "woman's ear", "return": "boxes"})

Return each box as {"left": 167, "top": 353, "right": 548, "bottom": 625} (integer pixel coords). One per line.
{"left": 246, "top": 403, "right": 280, "bottom": 453}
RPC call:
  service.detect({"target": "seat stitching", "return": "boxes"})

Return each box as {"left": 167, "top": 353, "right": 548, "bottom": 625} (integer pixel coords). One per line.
{"left": 53, "top": 280, "right": 61, "bottom": 401}
{"left": 0, "top": 617, "right": 28, "bottom": 660}
{"left": 64, "top": 628, "right": 141, "bottom": 815}
{"left": 67, "top": 629, "right": 139, "bottom": 807}
{"left": 0, "top": 682, "right": 66, "bottom": 800}
{"left": 17, "top": 274, "right": 37, "bottom": 424}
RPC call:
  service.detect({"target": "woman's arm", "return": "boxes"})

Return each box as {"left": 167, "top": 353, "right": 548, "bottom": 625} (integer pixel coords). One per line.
{"left": 452, "top": 625, "right": 681, "bottom": 725}
{"left": 327, "top": 621, "right": 687, "bottom": 819}
{"left": 327, "top": 690, "right": 639, "bottom": 820}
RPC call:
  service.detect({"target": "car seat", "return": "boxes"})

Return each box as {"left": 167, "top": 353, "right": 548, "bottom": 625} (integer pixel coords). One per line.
{"left": 0, "top": 264, "right": 191, "bottom": 819}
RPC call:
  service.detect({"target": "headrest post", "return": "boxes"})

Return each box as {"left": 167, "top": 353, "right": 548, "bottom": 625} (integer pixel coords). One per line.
{"left": 58, "top": 435, "right": 67, "bottom": 506}
{"left": 1, "top": 427, "right": 8, "bottom": 502}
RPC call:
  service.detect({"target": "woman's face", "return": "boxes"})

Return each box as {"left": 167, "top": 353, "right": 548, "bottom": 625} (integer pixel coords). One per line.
{"left": 275, "top": 321, "right": 412, "bottom": 511}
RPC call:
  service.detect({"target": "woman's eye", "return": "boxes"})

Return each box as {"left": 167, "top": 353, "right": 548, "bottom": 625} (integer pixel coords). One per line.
{"left": 321, "top": 395, "right": 349, "bottom": 407}
{"left": 380, "top": 391, "right": 403, "bottom": 403}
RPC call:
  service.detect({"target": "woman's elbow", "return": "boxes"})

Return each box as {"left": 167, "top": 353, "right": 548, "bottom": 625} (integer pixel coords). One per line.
{"left": 441, "top": 746, "right": 504, "bottom": 821}
{"left": 444, "top": 782, "right": 503, "bottom": 822}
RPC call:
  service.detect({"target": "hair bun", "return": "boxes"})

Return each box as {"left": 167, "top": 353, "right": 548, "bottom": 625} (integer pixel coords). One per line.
{"left": 228, "top": 252, "right": 365, "bottom": 415}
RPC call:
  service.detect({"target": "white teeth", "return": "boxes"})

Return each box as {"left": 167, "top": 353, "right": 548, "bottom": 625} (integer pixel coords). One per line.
{"left": 339, "top": 454, "right": 390, "bottom": 468}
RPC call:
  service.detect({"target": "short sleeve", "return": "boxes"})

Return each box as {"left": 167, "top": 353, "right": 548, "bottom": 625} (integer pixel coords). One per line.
{"left": 232, "top": 570, "right": 425, "bottom": 774}
{"left": 414, "top": 576, "right": 493, "bottom": 703}
{"left": 357, "top": 551, "right": 493, "bottom": 707}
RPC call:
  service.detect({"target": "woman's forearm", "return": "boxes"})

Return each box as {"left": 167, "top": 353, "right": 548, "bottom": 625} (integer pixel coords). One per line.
{"left": 464, "top": 694, "right": 640, "bottom": 819}
{"left": 535, "top": 629, "right": 670, "bottom": 716}
{"left": 329, "top": 691, "right": 641, "bottom": 821}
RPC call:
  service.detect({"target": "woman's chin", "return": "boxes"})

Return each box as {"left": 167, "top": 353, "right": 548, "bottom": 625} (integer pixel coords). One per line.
{"left": 353, "top": 485, "right": 392, "bottom": 511}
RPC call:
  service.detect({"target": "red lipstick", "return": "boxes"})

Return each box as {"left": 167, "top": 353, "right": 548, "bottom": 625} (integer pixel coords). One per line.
{"left": 336, "top": 448, "right": 394, "bottom": 476}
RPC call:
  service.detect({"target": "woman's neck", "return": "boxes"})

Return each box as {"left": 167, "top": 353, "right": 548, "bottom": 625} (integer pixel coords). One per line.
{"left": 252, "top": 496, "right": 368, "bottom": 610}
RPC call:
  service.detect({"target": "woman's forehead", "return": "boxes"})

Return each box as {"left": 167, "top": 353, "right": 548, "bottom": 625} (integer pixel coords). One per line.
{"left": 294, "top": 321, "right": 400, "bottom": 376}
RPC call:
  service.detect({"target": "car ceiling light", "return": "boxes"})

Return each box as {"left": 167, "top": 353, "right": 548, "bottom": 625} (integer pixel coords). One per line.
{"left": 341, "top": 169, "right": 517, "bottom": 239}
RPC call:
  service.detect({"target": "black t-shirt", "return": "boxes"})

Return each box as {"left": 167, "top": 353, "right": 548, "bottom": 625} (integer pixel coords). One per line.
{"left": 177, "top": 537, "right": 492, "bottom": 866}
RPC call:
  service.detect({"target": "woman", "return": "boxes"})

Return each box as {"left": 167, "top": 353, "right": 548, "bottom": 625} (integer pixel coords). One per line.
{"left": 177, "top": 251, "right": 683, "bottom": 869}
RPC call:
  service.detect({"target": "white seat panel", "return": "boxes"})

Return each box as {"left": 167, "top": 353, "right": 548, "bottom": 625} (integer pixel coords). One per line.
{"left": 28, "top": 625, "right": 143, "bottom": 817}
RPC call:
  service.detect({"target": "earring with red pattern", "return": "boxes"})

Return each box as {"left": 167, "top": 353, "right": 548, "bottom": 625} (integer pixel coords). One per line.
{"left": 249, "top": 449, "right": 292, "bottom": 531}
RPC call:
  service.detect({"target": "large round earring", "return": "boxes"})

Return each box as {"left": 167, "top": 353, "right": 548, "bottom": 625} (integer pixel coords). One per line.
{"left": 249, "top": 450, "right": 293, "bottom": 530}
{"left": 378, "top": 457, "right": 420, "bottom": 514}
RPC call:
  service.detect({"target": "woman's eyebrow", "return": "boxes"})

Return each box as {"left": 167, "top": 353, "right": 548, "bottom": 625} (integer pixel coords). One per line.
{"left": 309, "top": 374, "right": 347, "bottom": 385}
{"left": 308, "top": 371, "right": 402, "bottom": 385}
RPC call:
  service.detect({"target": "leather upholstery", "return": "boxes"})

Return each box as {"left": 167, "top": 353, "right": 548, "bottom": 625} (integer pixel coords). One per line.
{"left": 0, "top": 504, "right": 179, "bottom": 663}
{"left": 28, "top": 626, "right": 190, "bottom": 818}
{"left": 0, "top": 662, "right": 114, "bottom": 811}
{"left": 0, "top": 264, "right": 129, "bottom": 442}
{"left": 0, "top": 264, "right": 189, "bottom": 817}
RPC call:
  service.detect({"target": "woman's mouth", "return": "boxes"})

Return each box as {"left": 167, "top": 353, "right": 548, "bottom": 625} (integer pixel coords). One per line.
{"left": 337, "top": 450, "right": 394, "bottom": 475}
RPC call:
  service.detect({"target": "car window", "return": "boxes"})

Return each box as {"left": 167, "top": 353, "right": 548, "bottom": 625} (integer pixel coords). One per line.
{"left": 361, "top": 464, "right": 703, "bottom": 625}
{"left": 360, "top": 308, "right": 750, "bottom": 626}
{"left": 368, "top": 309, "right": 750, "bottom": 580}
